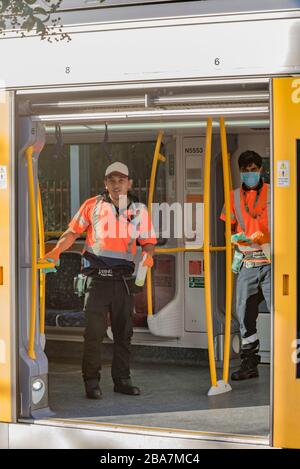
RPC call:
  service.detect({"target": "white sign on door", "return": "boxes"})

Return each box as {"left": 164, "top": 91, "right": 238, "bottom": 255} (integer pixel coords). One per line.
{"left": 277, "top": 160, "right": 290, "bottom": 187}
{"left": 0, "top": 166, "right": 7, "bottom": 190}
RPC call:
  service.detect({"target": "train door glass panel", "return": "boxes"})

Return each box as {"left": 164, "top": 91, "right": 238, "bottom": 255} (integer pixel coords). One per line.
{"left": 39, "top": 138, "right": 175, "bottom": 330}
{"left": 39, "top": 141, "right": 163, "bottom": 232}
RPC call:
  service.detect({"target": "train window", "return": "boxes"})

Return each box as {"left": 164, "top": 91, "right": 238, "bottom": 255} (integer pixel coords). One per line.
{"left": 39, "top": 141, "right": 166, "bottom": 233}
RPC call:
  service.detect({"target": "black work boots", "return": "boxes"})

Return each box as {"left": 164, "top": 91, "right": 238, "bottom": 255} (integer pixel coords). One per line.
{"left": 84, "top": 377, "right": 140, "bottom": 398}
{"left": 84, "top": 379, "right": 102, "bottom": 399}
{"left": 231, "top": 339, "right": 261, "bottom": 381}
{"left": 114, "top": 378, "right": 141, "bottom": 396}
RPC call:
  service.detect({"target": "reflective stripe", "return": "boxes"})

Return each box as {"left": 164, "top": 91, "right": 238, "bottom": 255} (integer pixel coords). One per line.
{"left": 234, "top": 187, "right": 245, "bottom": 230}
{"left": 74, "top": 215, "right": 88, "bottom": 227}
{"left": 234, "top": 185, "right": 257, "bottom": 252}
{"left": 126, "top": 201, "right": 141, "bottom": 253}
{"left": 139, "top": 231, "right": 155, "bottom": 238}
{"left": 242, "top": 333, "right": 258, "bottom": 345}
{"left": 92, "top": 195, "right": 104, "bottom": 244}
{"left": 221, "top": 206, "right": 236, "bottom": 220}
{"left": 84, "top": 245, "right": 134, "bottom": 261}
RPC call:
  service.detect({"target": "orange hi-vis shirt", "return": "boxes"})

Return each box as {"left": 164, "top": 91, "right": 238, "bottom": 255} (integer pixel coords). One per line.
{"left": 69, "top": 195, "right": 157, "bottom": 262}
{"left": 220, "top": 182, "right": 270, "bottom": 254}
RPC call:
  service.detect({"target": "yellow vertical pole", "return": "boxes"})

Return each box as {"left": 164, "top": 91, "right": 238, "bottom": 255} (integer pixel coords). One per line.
{"left": 26, "top": 147, "right": 37, "bottom": 360}
{"left": 203, "top": 118, "right": 218, "bottom": 388}
{"left": 37, "top": 185, "right": 46, "bottom": 337}
{"left": 147, "top": 131, "right": 165, "bottom": 316}
{"left": 220, "top": 117, "right": 233, "bottom": 383}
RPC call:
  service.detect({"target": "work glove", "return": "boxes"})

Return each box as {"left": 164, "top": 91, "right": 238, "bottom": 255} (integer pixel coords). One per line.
{"left": 39, "top": 247, "right": 61, "bottom": 273}
{"left": 142, "top": 252, "right": 154, "bottom": 268}
{"left": 231, "top": 232, "right": 252, "bottom": 247}
{"left": 38, "top": 257, "right": 60, "bottom": 274}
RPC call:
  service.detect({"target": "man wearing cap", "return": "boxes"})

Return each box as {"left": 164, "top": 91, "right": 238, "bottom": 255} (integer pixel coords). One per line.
{"left": 45, "top": 162, "right": 157, "bottom": 399}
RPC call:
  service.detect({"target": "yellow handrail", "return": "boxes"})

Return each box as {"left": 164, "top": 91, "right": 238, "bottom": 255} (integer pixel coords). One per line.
{"left": 37, "top": 184, "right": 46, "bottom": 336}
{"left": 155, "top": 246, "right": 226, "bottom": 253}
{"left": 45, "top": 231, "right": 87, "bottom": 239}
{"left": 203, "top": 117, "right": 218, "bottom": 387}
{"left": 147, "top": 131, "right": 165, "bottom": 316}
{"left": 220, "top": 117, "right": 233, "bottom": 383}
{"left": 26, "top": 147, "right": 55, "bottom": 360}
{"left": 26, "top": 147, "right": 37, "bottom": 360}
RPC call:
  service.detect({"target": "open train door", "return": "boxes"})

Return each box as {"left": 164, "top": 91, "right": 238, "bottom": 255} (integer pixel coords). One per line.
{"left": 273, "top": 77, "right": 300, "bottom": 449}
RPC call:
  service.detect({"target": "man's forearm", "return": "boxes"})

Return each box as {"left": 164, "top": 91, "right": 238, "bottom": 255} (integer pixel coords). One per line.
{"left": 46, "top": 229, "right": 79, "bottom": 261}
{"left": 56, "top": 229, "right": 79, "bottom": 253}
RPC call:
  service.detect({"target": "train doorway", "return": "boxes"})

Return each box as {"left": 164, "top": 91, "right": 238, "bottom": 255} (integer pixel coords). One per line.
{"left": 15, "top": 79, "right": 272, "bottom": 445}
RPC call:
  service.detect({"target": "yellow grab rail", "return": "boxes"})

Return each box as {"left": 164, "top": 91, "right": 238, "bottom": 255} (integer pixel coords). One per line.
{"left": 147, "top": 131, "right": 165, "bottom": 316}
{"left": 203, "top": 118, "right": 218, "bottom": 388}
{"left": 26, "top": 147, "right": 37, "bottom": 360}
{"left": 26, "top": 147, "right": 55, "bottom": 360}
{"left": 155, "top": 246, "right": 226, "bottom": 254}
{"left": 37, "top": 185, "right": 46, "bottom": 337}
{"left": 220, "top": 117, "right": 233, "bottom": 383}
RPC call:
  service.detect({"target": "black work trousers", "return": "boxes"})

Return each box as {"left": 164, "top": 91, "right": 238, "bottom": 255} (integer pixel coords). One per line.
{"left": 82, "top": 276, "right": 134, "bottom": 384}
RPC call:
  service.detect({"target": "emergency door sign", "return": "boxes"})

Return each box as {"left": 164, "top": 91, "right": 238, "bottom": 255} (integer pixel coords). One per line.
{"left": 277, "top": 160, "right": 290, "bottom": 187}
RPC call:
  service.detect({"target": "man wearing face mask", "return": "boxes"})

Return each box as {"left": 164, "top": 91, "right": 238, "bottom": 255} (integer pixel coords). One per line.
{"left": 220, "top": 150, "right": 271, "bottom": 381}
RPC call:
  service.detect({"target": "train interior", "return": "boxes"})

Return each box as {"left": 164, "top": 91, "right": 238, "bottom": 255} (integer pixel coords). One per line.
{"left": 16, "top": 80, "right": 271, "bottom": 440}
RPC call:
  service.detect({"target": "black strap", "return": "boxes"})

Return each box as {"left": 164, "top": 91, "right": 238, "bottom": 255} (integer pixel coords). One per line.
{"left": 102, "top": 123, "right": 112, "bottom": 163}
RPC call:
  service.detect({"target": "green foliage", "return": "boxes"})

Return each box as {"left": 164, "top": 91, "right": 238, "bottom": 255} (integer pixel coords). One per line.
{"left": 0, "top": 0, "right": 105, "bottom": 42}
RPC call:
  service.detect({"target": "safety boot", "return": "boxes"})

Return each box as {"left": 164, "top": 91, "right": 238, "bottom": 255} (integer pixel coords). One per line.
{"left": 114, "top": 378, "right": 141, "bottom": 396}
{"left": 231, "top": 339, "right": 261, "bottom": 381}
{"left": 84, "top": 379, "right": 102, "bottom": 399}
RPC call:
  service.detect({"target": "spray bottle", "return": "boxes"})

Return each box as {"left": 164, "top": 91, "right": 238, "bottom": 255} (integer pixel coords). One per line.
{"left": 135, "top": 253, "right": 148, "bottom": 287}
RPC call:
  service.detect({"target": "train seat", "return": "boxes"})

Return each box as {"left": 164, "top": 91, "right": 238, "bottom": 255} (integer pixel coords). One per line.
{"left": 45, "top": 251, "right": 86, "bottom": 328}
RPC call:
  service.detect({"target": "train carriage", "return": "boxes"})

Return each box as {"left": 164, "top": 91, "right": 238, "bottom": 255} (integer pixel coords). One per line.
{"left": 0, "top": 0, "right": 300, "bottom": 449}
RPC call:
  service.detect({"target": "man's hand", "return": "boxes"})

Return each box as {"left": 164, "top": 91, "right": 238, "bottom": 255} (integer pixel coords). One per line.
{"left": 44, "top": 247, "right": 61, "bottom": 264}
{"left": 39, "top": 247, "right": 61, "bottom": 273}
{"left": 142, "top": 252, "right": 154, "bottom": 268}
{"left": 251, "top": 231, "right": 270, "bottom": 245}
{"left": 38, "top": 257, "right": 60, "bottom": 274}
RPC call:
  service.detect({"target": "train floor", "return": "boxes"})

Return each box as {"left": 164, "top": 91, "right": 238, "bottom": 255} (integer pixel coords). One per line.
{"left": 48, "top": 359, "right": 270, "bottom": 437}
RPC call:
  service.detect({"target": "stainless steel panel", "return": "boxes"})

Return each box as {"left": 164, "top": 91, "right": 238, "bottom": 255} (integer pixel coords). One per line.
{"left": 0, "top": 423, "right": 9, "bottom": 449}
{"left": 1, "top": 16, "right": 300, "bottom": 88}
{"left": 9, "top": 421, "right": 270, "bottom": 449}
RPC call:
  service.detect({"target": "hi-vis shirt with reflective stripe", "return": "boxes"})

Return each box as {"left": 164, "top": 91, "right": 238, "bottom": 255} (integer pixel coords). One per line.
{"left": 69, "top": 196, "right": 157, "bottom": 262}
{"left": 220, "top": 182, "right": 271, "bottom": 253}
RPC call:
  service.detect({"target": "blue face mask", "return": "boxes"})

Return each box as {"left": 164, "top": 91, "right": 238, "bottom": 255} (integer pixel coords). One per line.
{"left": 240, "top": 172, "right": 261, "bottom": 188}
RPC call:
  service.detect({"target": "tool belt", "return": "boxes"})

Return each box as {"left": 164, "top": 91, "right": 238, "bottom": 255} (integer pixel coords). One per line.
{"left": 74, "top": 269, "right": 143, "bottom": 297}
{"left": 82, "top": 267, "right": 134, "bottom": 279}
{"left": 242, "top": 250, "right": 270, "bottom": 269}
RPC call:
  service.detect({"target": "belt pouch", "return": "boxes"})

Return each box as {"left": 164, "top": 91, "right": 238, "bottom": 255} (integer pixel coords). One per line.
{"left": 232, "top": 250, "right": 244, "bottom": 274}
{"left": 122, "top": 275, "right": 144, "bottom": 295}
{"left": 74, "top": 274, "right": 87, "bottom": 297}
